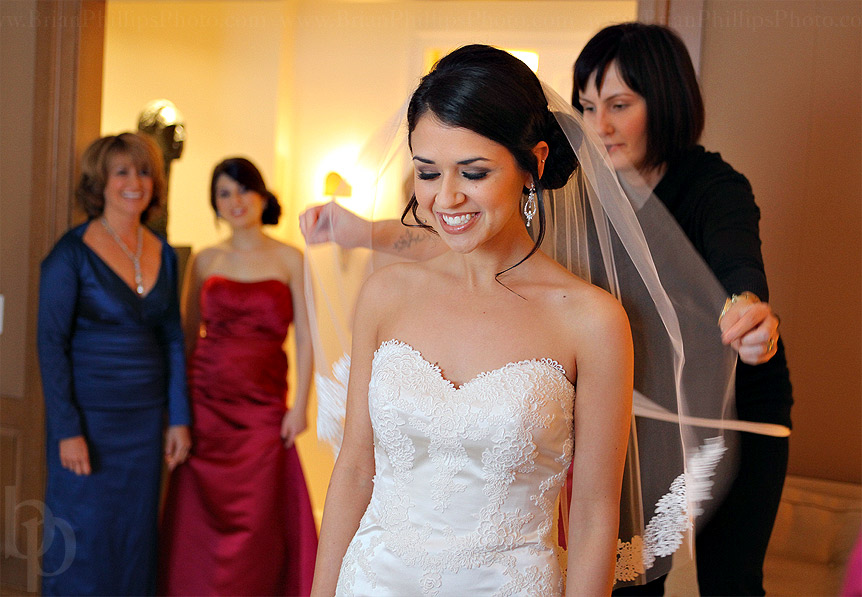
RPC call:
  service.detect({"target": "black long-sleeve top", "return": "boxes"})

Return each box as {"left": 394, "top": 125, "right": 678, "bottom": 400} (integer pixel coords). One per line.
{"left": 653, "top": 145, "right": 793, "bottom": 427}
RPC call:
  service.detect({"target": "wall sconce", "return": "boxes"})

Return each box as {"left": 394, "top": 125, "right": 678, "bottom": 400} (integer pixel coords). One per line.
{"left": 324, "top": 172, "right": 352, "bottom": 200}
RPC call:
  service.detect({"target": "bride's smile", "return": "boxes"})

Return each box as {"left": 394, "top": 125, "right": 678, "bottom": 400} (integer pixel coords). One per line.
{"left": 411, "top": 114, "right": 533, "bottom": 255}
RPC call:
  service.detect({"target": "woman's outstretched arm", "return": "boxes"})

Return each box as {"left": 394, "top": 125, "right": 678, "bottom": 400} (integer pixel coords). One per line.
{"left": 300, "top": 200, "right": 445, "bottom": 261}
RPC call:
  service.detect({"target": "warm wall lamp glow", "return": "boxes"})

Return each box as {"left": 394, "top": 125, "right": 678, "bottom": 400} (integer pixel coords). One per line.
{"left": 324, "top": 172, "right": 352, "bottom": 199}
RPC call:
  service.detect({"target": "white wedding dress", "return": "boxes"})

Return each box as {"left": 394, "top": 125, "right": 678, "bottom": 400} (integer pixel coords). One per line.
{"left": 336, "top": 340, "right": 576, "bottom": 597}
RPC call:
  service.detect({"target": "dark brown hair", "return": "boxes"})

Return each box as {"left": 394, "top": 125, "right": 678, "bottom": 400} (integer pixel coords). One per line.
{"left": 210, "top": 157, "right": 281, "bottom": 226}
{"left": 573, "top": 23, "right": 705, "bottom": 170}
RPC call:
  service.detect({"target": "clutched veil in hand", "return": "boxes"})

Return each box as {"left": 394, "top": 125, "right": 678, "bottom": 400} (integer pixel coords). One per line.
{"left": 304, "top": 78, "right": 788, "bottom": 587}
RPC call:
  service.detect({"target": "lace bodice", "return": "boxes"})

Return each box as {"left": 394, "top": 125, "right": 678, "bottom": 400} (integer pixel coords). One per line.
{"left": 336, "top": 340, "right": 575, "bottom": 597}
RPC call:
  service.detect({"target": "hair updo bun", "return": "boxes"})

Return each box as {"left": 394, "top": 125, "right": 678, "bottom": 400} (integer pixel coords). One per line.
{"left": 261, "top": 192, "right": 282, "bottom": 226}
{"left": 539, "top": 111, "right": 578, "bottom": 190}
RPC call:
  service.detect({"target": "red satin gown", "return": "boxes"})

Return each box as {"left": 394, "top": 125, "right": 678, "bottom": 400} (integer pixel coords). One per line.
{"left": 159, "top": 276, "right": 317, "bottom": 596}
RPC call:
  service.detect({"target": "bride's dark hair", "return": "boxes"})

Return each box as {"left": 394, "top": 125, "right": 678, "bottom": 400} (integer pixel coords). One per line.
{"left": 402, "top": 44, "right": 578, "bottom": 275}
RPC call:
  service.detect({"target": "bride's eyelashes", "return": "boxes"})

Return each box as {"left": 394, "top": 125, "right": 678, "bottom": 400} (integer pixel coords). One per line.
{"left": 415, "top": 170, "right": 490, "bottom": 181}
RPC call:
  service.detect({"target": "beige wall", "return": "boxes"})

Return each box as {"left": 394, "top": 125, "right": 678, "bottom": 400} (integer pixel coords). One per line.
{"left": 698, "top": 0, "right": 861, "bottom": 483}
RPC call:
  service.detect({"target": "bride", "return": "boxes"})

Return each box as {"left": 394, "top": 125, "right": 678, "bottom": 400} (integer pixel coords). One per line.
{"left": 310, "top": 45, "right": 633, "bottom": 596}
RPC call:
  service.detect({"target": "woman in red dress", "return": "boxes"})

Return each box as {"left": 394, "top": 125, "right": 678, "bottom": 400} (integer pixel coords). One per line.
{"left": 159, "top": 157, "right": 317, "bottom": 596}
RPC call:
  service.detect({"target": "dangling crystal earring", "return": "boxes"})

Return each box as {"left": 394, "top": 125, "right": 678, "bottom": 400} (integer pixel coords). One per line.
{"left": 524, "top": 183, "right": 537, "bottom": 228}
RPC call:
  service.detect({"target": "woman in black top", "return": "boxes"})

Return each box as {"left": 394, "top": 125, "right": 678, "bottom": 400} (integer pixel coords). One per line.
{"left": 574, "top": 22, "right": 792, "bottom": 597}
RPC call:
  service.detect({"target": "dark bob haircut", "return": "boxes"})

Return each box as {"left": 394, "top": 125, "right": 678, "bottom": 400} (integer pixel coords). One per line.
{"left": 573, "top": 23, "right": 705, "bottom": 170}
{"left": 76, "top": 132, "right": 165, "bottom": 223}
{"left": 403, "top": 44, "right": 578, "bottom": 275}
{"left": 210, "top": 157, "right": 281, "bottom": 226}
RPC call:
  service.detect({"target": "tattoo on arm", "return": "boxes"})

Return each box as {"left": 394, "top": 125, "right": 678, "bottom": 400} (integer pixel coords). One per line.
{"left": 392, "top": 229, "right": 429, "bottom": 255}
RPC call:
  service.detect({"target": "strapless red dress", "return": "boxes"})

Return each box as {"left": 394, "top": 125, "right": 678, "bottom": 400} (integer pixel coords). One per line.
{"left": 159, "top": 276, "right": 317, "bottom": 596}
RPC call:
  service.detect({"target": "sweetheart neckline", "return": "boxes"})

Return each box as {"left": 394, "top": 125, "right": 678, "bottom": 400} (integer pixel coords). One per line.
{"left": 375, "top": 339, "right": 574, "bottom": 391}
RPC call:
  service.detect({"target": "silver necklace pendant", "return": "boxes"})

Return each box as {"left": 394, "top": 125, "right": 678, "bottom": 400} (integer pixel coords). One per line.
{"left": 100, "top": 217, "right": 144, "bottom": 295}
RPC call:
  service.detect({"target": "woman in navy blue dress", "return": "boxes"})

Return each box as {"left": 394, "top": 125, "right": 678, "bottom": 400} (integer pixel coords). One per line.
{"left": 37, "top": 132, "right": 191, "bottom": 595}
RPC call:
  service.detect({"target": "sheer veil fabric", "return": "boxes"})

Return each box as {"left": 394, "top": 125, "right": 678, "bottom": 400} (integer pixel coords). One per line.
{"left": 304, "top": 79, "right": 788, "bottom": 587}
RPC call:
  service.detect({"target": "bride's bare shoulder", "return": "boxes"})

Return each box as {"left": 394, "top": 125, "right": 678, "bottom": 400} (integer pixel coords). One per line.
{"left": 538, "top": 259, "right": 630, "bottom": 340}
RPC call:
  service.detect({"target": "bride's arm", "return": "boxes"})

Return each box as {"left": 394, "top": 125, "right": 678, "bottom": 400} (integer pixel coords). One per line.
{"left": 565, "top": 296, "right": 633, "bottom": 597}
{"left": 310, "top": 276, "right": 382, "bottom": 597}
